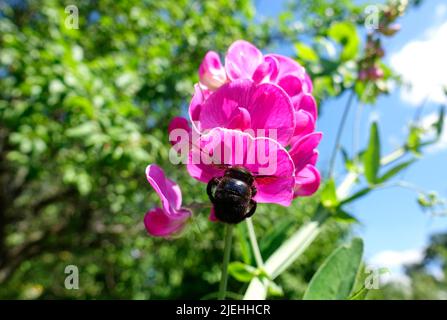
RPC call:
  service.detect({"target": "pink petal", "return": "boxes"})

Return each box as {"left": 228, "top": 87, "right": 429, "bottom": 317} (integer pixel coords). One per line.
{"left": 294, "top": 93, "right": 318, "bottom": 120}
{"left": 252, "top": 56, "right": 279, "bottom": 84}
{"left": 199, "top": 51, "right": 227, "bottom": 90}
{"left": 189, "top": 84, "right": 212, "bottom": 130}
{"left": 225, "top": 40, "right": 263, "bottom": 80}
{"left": 198, "top": 80, "right": 295, "bottom": 146}
{"left": 209, "top": 207, "right": 218, "bottom": 222}
{"left": 294, "top": 165, "right": 321, "bottom": 197}
{"left": 266, "top": 53, "right": 313, "bottom": 93}
{"left": 278, "top": 74, "right": 303, "bottom": 97}
{"left": 303, "top": 73, "right": 313, "bottom": 93}
{"left": 247, "top": 83, "right": 295, "bottom": 145}
{"left": 187, "top": 128, "right": 295, "bottom": 206}
{"left": 227, "top": 107, "right": 252, "bottom": 129}
{"left": 290, "top": 110, "right": 315, "bottom": 145}
{"left": 144, "top": 207, "right": 191, "bottom": 238}
{"left": 168, "top": 117, "right": 191, "bottom": 147}
{"left": 146, "top": 164, "right": 183, "bottom": 213}
{"left": 289, "top": 132, "right": 322, "bottom": 173}
{"left": 266, "top": 54, "right": 306, "bottom": 80}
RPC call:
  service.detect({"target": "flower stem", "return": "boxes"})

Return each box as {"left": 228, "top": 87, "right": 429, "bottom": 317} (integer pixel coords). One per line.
{"left": 328, "top": 89, "right": 355, "bottom": 178}
{"left": 218, "top": 224, "right": 234, "bottom": 300}
{"left": 246, "top": 218, "right": 264, "bottom": 268}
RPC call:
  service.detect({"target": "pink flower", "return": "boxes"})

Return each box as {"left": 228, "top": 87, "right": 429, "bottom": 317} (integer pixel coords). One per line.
{"left": 193, "top": 40, "right": 318, "bottom": 146}
{"left": 154, "top": 40, "right": 322, "bottom": 230}
{"left": 359, "top": 66, "right": 384, "bottom": 81}
{"left": 196, "top": 79, "right": 295, "bottom": 146}
{"left": 144, "top": 164, "right": 191, "bottom": 237}
{"left": 187, "top": 128, "right": 296, "bottom": 206}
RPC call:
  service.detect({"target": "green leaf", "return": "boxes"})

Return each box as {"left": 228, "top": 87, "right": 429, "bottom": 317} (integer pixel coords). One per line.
{"left": 327, "top": 21, "right": 360, "bottom": 61}
{"left": 349, "top": 264, "right": 368, "bottom": 300}
{"left": 267, "top": 280, "right": 284, "bottom": 297}
{"left": 349, "top": 266, "right": 389, "bottom": 300}
{"left": 321, "top": 179, "right": 338, "bottom": 209}
{"left": 363, "top": 122, "right": 381, "bottom": 185}
{"left": 294, "top": 43, "right": 318, "bottom": 62}
{"left": 435, "top": 106, "right": 445, "bottom": 138}
{"left": 341, "top": 148, "right": 356, "bottom": 172}
{"left": 303, "top": 238, "right": 364, "bottom": 300}
{"left": 340, "top": 187, "right": 371, "bottom": 205}
{"left": 333, "top": 209, "right": 358, "bottom": 224}
{"left": 228, "top": 262, "right": 257, "bottom": 283}
{"left": 407, "top": 126, "right": 422, "bottom": 155}
{"left": 378, "top": 159, "right": 415, "bottom": 183}
{"left": 236, "top": 223, "right": 253, "bottom": 265}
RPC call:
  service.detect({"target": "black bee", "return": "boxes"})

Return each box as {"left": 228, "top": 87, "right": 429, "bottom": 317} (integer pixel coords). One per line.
{"left": 207, "top": 166, "right": 258, "bottom": 224}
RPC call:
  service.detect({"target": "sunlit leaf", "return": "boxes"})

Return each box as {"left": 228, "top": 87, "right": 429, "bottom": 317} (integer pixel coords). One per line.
{"left": 294, "top": 42, "right": 318, "bottom": 62}
{"left": 303, "top": 238, "right": 364, "bottom": 300}
{"left": 327, "top": 21, "right": 360, "bottom": 61}
{"left": 378, "top": 159, "right": 415, "bottom": 183}
{"left": 321, "top": 179, "right": 338, "bottom": 209}
{"left": 228, "top": 262, "right": 258, "bottom": 283}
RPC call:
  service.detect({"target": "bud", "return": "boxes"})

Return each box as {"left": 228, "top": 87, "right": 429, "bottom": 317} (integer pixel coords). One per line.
{"left": 380, "top": 23, "right": 401, "bottom": 36}
{"left": 198, "top": 51, "right": 227, "bottom": 90}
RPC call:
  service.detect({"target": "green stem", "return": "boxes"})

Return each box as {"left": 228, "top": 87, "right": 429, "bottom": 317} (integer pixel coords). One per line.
{"left": 218, "top": 224, "right": 234, "bottom": 300}
{"left": 328, "top": 90, "right": 355, "bottom": 178}
{"left": 246, "top": 218, "right": 264, "bottom": 268}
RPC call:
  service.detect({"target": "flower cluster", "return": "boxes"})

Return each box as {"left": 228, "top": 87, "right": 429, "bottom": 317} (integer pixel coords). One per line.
{"left": 144, "top": 40, "right": 322, "bottom": 237}
{"left": 358, "top": 0, "right": 407, "bottom": 82}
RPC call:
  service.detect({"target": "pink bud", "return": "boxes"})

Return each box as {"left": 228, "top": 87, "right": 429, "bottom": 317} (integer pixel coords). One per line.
{"left": 198, "top": 51, "right": 227, "bottom": 90}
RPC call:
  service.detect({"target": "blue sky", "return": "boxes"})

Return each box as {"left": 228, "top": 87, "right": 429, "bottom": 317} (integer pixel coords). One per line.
{"left": 256, "top": 0, "right": 447, "bottom": 273}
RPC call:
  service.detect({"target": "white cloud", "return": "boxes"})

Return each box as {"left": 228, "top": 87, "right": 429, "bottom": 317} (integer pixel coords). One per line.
{"left": 369, "top": 248, "right": 424, "bottom": 269}
{"left": 390, "top": 21, "right": 447, "bottom": 106}
{"left": 435, "top": 3, "right": 447, "bottom": 19}
{"left": 368, "top": 248, "right": 424, "bottom": 285}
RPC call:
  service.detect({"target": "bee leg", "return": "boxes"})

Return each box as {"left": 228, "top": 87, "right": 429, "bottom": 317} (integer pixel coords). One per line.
{"left": 245, "top": 200, "right": 257, "bottom": 219}
{"left": 251, "top": 185, "right": 257, "bottom": 197}
{"left": 206, "top": 177, "right": 220, "bottom": 203}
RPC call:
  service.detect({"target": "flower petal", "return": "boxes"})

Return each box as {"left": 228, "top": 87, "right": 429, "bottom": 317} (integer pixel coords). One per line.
{"left": 209, "top": 207, "right": 218, "bottom": 222}
{"left": 289, "top": 132, "right": 322, "bottom": 173}
{"left": 266, "top": 53, "right": 313, "bottom": 93}
{"left": 225, "top": 40, "right": 263, "bottom": 80}
{"left": 294, "top": 165, "right": 321, "bottom": 197}
{"left": 144, "top": 207, "right": 191, "bottom": 238}
{"left": 277, "top": 74, "right": 303, "bottom": 97}
{"left": 199, "top": 51, "right": 227, "bottom": 90}
{"left": 246, "top": 83, "right": 295, "bottom": 145}
{"left": 252, "top": 56, "right": 279, "bottom": 84}
{"left": 227, "top": 107, "right": 252, "bottom": 130}
{"left": 198, "top": 80, "right": 295, "bottom": 146}
{"left": 146, "top": 164, "right": 183, "bottom": 213}
{"left": 266, "top": 53, "right": 306, "bottom": 79}
{"left": 290, "top": 110, "right": 315, "bottom": 145}
{"left": 294, "top": 93, "right": 318, "bottom": 120}
{"left": 168, "top": 116, "right": 191, "bottom": 147}
{"left": 189, "top": 84, "right": 213, "bottom": 131}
